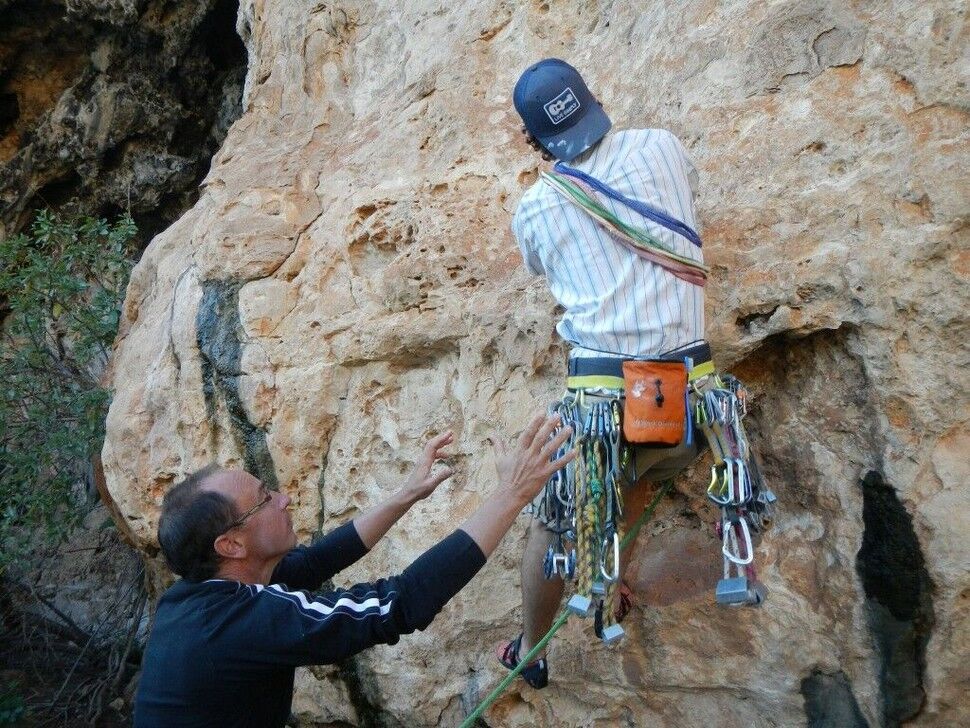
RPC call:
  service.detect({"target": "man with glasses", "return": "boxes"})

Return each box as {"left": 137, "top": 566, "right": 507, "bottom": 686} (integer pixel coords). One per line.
{"left": 134, "top": 414, "right": 573, "bottom": 727}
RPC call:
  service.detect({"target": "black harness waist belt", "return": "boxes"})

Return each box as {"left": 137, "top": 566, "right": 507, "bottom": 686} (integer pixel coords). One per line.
{"left": 568, "top": 341, "right": 712, "bottom": 379}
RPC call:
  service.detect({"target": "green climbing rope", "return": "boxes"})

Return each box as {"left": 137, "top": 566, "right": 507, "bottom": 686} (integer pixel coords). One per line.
{"left": 622, "top": 478, "right": 675, "bottom": 550}
{"left": 540, "top": 172, "right": 709, "bottom": 274}
{"left": 458, "top": 479, "right": 675, "bottom": 728}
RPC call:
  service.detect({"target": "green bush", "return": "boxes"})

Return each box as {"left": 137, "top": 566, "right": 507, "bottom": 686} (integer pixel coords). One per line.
{"left": 0, "top": 210, "right": 136, "bottom": 571}
{"left": 0, "top": 679, "right": 25, "bottom": 725}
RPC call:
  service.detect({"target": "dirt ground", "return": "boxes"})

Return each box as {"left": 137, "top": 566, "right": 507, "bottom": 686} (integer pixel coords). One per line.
{"left": 1, "top": 505, "right": 145, "bottom": 727}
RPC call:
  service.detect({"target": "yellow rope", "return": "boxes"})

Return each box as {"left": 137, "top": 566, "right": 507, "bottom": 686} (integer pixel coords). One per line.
{"left": 574, "top": 439, "right": 592, "bottom": 600}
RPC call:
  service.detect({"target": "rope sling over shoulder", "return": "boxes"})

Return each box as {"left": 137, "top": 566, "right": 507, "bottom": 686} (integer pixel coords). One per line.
{"left": 540, "top": 161, "right": 709, "bottom": 287}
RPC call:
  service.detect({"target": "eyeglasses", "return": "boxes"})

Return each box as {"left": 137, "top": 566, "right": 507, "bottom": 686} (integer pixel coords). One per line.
{"left": 225, "top": 487, "right": 273, "bottom": 531}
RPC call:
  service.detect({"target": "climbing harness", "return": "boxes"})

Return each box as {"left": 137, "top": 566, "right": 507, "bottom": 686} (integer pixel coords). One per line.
{"left": 464, "top": 371, "right": 776, "bottom": 724}
{"left": 533, "top": 349, "right": 776, "bottom": 648}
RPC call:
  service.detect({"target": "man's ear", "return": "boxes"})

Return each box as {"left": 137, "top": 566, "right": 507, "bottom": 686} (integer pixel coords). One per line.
{"left": 214, "top": 532, "right": 247, "bottom": 560}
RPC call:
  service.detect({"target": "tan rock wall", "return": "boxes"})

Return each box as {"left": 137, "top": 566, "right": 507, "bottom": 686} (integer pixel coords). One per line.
{"left": 103, "top": 1, "right": 969, "bottom": 725}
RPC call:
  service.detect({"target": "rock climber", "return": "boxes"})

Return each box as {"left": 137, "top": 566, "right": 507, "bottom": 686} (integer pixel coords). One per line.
{"left": 497, "top": 58, "right": 713, "bottom": 689}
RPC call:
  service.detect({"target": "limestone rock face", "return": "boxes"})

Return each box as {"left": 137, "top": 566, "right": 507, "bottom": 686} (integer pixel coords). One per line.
{"left": 0, "top": 0, "right": 246, "bottom": 241}
{"left": 103, "top": 1, "right": 969, "bottom": 725}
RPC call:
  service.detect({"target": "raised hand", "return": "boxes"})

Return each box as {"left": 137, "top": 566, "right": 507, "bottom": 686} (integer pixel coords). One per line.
{"left": 352, "top": 430, "right": 456, "bottom": 549}
{"left": 492, "top": 413, "right": 575, "bottom": 506}
{"left": 402, "top": 431, "right": 455, "bottom": 501}
{"left": 460, "top": 411, "right": 576, "bottom": 557}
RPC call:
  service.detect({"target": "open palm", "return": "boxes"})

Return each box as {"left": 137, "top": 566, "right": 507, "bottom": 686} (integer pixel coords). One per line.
{"left": 403, "top": 431, "right": 455, "bottom": 500}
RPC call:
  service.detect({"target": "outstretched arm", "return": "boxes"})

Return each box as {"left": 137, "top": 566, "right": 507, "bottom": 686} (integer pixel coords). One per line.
{"left": 352, "top": 430, "right": 455, "bottom": 549}
{"left": 240, "top": 414, "right": 574, "bottom": 668}
{"left": 271, "top": 432, "right": 455, "bottom": 590}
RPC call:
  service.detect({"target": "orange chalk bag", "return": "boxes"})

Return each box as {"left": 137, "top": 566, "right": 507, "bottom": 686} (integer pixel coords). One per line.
{"left": 621, "top": 360, "right": 689, "bottom": 446}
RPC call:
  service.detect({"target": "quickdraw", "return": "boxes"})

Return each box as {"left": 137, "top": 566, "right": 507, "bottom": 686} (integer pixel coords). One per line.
{"left": 694, "top": 373, "right": 776, "bottom": 606}
{"left": 535, "top": 392, "right": 629, "bottom": 645}
{"left": 537, "top": 368, "right": 777, "bottom": 649}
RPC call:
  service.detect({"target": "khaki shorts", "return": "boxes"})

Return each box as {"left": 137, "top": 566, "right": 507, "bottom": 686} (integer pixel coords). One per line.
{"left": 529, "top": 390, "right": 702, "bottom": 532}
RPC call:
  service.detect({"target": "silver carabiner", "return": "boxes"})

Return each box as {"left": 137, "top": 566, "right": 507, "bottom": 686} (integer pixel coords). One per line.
{"left": 583, "top": 405, "right": 595, "bottom": 437}
{"left": 703, "top": 391, "right": 719, "bottom": 424}
{"left": 736, "top": 459, "right": 752, "bottom": 504}
{"left": 599, "top": 531, "right": 621, "bottom": 583}
{"left": 723, "top": 458, "right": 739, "bottom": 503}
{"left": 723, "top": 458, "right": 749, "bottom": 505}
{"left": 555, "top": 470, "right": 572, "bottom": 507}
{"left": 722, "top": 516, "right": 754, "bottom": 565}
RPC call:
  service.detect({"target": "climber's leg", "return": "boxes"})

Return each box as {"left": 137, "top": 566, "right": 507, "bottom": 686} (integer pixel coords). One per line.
{"left": 519, "top": 516, "right": 563, "bottom": 657}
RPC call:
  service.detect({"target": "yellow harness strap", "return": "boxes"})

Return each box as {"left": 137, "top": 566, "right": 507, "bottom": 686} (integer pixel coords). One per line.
{"left": 566, "top": 374, "right": 625, "bottom": 390}
{"left": 566, "top": 359, "right": 715, "bottom": 391}
{"left": 689, "top": 360, "right": 716, "bottom": 381}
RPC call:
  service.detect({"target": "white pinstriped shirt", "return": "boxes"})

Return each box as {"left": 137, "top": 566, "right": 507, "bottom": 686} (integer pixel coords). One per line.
{"left": 512, "top": 128, "right": 704, "bottom": 359}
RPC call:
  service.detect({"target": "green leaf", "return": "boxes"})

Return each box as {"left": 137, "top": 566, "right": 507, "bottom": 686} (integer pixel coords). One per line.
{"left": 0, "top": 209, "right": 137, "bottom": 568}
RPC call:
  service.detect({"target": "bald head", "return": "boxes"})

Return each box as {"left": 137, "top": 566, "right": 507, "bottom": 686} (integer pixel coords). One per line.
{"left": 199, "top": 469, "right": 260, "bottom": 504}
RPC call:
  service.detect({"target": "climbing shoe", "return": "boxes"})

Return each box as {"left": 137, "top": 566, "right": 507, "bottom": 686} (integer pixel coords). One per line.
{"left": 496, "top": 633, "right": 548, "bottom": 689}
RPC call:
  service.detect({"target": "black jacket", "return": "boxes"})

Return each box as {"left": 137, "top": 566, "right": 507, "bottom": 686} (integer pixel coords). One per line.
{"left": 134, "top": 523, "right": 486, "bottom": 727}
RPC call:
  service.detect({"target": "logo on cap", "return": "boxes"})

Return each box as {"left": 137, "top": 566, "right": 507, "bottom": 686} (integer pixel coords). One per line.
{"left": 543, "top": 87, "right": 580, "bottom": 125}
